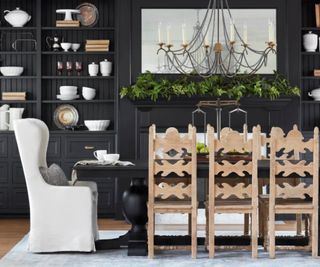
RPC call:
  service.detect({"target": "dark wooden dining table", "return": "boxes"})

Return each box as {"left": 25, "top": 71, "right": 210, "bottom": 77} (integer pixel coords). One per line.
{"left": 74, "top": 159, "right": 319, "bottom": 257}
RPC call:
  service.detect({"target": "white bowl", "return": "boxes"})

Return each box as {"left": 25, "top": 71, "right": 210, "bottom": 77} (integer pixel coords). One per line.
{"left": 61, "top": 42, "right": 72, "bottom": 52}
{"left": 60, "top": 86, "right": 77, "bottom": 95}
{"left": 0, "top": 66, "right": 24, "bottom": 76}
{"left": 82, "top": 86, "right": 96, "bottom": 93}
{"left": 82, "top": 91, "right": 96, "bottom": 100}
{"left": 84, "top": 120, "right": 110, "bottom": 131}
{"left": 103, "top": 154, "right": 120, "bottom": 164}
{"left": 71, "top": 43, "right": 80, "bottom": 52}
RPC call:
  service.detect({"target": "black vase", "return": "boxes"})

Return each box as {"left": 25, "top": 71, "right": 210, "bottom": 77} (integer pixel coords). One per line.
{"left": 122, "top": 178, "right": 148, "bottom": 233}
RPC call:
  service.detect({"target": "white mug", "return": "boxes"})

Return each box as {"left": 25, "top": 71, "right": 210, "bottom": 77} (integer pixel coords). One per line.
{"left": 93, "top": 150, "right": 107, "bottom": 161}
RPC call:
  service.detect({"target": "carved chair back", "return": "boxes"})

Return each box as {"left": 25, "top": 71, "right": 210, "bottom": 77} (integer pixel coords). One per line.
{"left": 207, "top": 125, "right": 260, "bottom": 203}
{"left": 269, "top": 125, "right": 319, "bottom": 203}
{"left": 148, "top": 125, "right": 197, "bottom": 205}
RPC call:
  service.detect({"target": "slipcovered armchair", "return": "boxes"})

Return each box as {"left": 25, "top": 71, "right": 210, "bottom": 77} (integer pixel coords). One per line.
{"left": 13, "top": 119, "right": 99, "bottom": 252}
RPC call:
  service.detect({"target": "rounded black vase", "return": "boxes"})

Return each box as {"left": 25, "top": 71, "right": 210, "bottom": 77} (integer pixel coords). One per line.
{"left": 122, "top": 178, "right": 148, "bottom": 233}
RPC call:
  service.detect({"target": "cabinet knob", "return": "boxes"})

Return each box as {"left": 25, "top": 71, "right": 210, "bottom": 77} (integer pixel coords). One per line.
{"left": 84, "top": 146, "right": 95, "bottom": 150}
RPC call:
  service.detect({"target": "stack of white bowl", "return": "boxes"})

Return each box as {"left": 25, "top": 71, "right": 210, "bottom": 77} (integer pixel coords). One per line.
{"left": 82, "top": 87, "right": 96, "bottom": 100}
{"left": 57, "top": 86, "right": 79, "bottom": 100}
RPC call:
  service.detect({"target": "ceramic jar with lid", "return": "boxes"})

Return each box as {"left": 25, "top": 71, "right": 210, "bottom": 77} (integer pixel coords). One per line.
{"left": 303, "top": 31, "right": 318, "bottom": 52}
{"left": 99, "top": 59, "right": 112, "bottom": 76}
{"left": 88, "top": 62, "right": 99, "bottom": 76}
{"left": 4, "top": 7, "right": 31, "bottom": 27}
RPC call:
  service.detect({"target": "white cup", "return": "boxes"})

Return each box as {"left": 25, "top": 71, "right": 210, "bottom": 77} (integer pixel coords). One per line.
{"left": 93, "top": 150, "right": 107, "bottom": 161}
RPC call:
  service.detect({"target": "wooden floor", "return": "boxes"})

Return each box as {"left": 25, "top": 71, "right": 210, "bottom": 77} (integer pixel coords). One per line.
{"left": 0, "top": 218, "right": 298, "bottom": 259}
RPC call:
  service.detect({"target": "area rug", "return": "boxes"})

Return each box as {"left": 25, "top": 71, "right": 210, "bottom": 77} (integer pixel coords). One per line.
{"left": 0, "top": 231, "right": 319, "bottom": 267}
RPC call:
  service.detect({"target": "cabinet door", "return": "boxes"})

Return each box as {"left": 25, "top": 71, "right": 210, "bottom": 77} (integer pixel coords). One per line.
{"left": 65, "top": 135, "right": 115, "bottom": 159}
{"left": 0, "top": 189, "right": 8, "bottom": 209}
{"left": 0, "top": 162, "right": 8, "bottom": 184}
{"left": 12, "top": 162, "right": 26, "bottom": 186}
{"left": 0, "top": 136, "right": 8, "bottom": 158}
{"left": 11, "top": 189, "right": 29, "bottom": 211}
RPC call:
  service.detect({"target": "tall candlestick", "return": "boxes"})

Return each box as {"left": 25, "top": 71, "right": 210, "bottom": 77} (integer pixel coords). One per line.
{"left": 182, "top": 23, "right": 186, "bottom": 45}
{"left": 158, "top": 22, "right": 162, "bottom": 43}
{"left": 268, "top": 20, "right": 275, "bottom": 43}
{"left": 230, "top": 20, "right": 235, "bottom": 42}
{"left": 243, "top": 24, "right": 248, "bottom": 44}
{"left": 166, "top": 25, "right": 171, "bottom": 45}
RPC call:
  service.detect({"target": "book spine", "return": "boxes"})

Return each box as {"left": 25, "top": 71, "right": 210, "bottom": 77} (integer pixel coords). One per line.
{"left": 86, "top": 40, "right": 110, "bottom": 45}
{"left": 316, "top": 4, "right": 320, "bottom": 28}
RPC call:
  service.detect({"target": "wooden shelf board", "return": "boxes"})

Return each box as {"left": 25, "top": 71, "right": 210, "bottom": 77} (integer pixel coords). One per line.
{"left": 42, "top": 51, "right": 115, "bottom": 55}
{"left": 42, "top": 100, "right": 115, "bottom": 104}
{"left": 0, "top": 27, "right": 37, "bottom": 30}
{"left": 49, "top": 130, "right": 116, "bottom": 134}
{"left": 0, "top": 76, "right": 36, "bottom": 79}
{"left": 301, "top": 27, "right": 320, "bottom": 31}
{"left": 0, "top": 51, "right": 37, "bottom": 55}
{"left": 42, "top": 76, "right": 114, "bottom": 79}
{"left": 301, "top": 76, "right": 320, "bottom": 79}
{"left": 0, "top": 100, "right": 37, "bottom": 104}
{"left": 41, "top": 27, "right": 115, "bottom": 31}
{"left": 301, "top": 52, "right": 320, "bottom": 55}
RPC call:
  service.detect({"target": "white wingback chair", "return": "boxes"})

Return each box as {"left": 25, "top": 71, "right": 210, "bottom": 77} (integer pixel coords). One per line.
{"left": 13, "top": 119, "right": 99, "bottom": 252}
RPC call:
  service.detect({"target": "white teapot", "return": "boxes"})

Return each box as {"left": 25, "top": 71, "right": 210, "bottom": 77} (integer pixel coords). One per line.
{"left": 4, "top": 7, "right": 31, "bottom": 27}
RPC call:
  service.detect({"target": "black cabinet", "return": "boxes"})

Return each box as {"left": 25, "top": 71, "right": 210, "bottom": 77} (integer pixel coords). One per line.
{"left": 0, "top": 132, "right": 117, "bottom": 217}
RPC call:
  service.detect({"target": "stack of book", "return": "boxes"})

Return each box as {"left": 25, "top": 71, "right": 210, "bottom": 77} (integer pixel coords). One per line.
{"left": 85, "top": 40, "right": 110, "bottom": 52}
{"left": 316, "top": 4, "right": 320, "bottom": 28}
{"left": 314, "top": 69, "right": 320, "bottom": 77}
{"left": 2, "top": 92, "right": 27, "bottom": 101}
{"left": 56, "top": 20, "right": 80, "bottom": 27}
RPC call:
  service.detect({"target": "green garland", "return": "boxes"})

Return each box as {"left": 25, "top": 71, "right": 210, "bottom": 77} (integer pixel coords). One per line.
{"left": 120, "top": 71, "right": 300, "bottom": 102}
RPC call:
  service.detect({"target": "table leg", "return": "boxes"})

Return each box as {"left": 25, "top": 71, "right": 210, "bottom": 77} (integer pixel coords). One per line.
{"left": 122, "top": 177, "right": 148, "bottom": 256}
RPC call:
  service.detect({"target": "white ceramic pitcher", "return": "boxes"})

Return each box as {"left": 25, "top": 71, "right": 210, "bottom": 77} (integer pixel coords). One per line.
{"left": 0, "top": 105, "right": 10, "bottom": 130}
{"left": 6, "top": 108, "right": 24, "bottom": 130}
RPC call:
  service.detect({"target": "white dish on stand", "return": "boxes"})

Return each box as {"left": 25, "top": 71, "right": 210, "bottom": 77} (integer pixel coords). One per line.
{"left": 56, "top": 9, "right": 80, "bottom": 21}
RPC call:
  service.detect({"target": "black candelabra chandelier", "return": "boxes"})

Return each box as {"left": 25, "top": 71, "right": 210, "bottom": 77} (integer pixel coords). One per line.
{"left": 157, "top": 0, "right": 276, "bottom": 77}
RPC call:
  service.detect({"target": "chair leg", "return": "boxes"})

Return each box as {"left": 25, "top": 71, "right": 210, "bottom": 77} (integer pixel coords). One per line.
{"left": 263, "top": 204, "right": 268, "bottom": 251}
{"left": 244, "top": 214, "right": 249, "bottom": 235}
{"left": 251, "top": 210, "right": 258, "bottom": 258}
{"left": 312, "top": 213, "right": 319, "bottom": 257}
{"left": 269, "top": 210, "right": 276, "bottom": 259}
{"left": 148, "top": 211, "right": 154, "bottom": 259}
{"left": 208, "top": 211, "right": 215, "bottom": 258}
{"left": 191, "top": 210, "right": 197, "bottom": 259}
{"left": 205, "top": 206, "right": 209, "bottom": 250}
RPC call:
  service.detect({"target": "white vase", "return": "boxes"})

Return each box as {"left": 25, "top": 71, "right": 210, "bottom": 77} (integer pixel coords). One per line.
{"left": 99, "top": 59, "right": 112, "bottom": 76}
{"left": 88, "top": 62, "right": 99, "bottom": 76}
{"left": 303, "top": 31, "right": 318, "bottom": 52}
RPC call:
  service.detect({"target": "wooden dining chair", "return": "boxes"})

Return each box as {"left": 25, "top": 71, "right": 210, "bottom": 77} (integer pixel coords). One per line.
{"left": 148, "top": 124, "right": 198, "bottom": 259}
{"left": 261, "top": 125, "right": 319, "bottom": 258}
{"left": 206, "top": 124, "right": 260, "bottom": 258}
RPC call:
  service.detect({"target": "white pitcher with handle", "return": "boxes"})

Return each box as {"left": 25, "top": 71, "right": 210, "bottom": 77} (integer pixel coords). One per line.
{"left": 0, "top": 105, "right": 10, "bottom": 130}
{"left": 6, "top": 108, "right": 24, "bottom": 130}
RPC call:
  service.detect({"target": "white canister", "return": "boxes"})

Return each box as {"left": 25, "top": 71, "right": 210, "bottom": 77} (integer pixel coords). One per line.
{"left": 303, "top": 31, "right": 318, "bottom": 52}
{"left": 99, "top": 59, "right": 112, "bottom": 76}
{"left": 88, "top": 62, "right": 99, "bottom": 76}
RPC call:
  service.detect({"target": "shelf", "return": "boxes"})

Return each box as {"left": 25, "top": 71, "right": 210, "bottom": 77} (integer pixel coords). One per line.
{"left": 301, "top": 76, "right": 320, "bottom": 80}
{"left": 0, "top": 76, "right": 36, "bottom": 79}
{"left": 0, "top": 27, "right": 37, "bottom": 30}
{"left": 301, "top": 52, "right": 320, "bottom": 55}
{"left": 49, "top": 130, "right": 116, "bottom": 134}
{"left": 41, "top": 27, "right": 115, "bottom": 31}
{"left": 42, "top": 100, "right": 115, "bottom": 104}
{"left": 301, "top": 27, "right": 320, "bottom": 31}
{"left": 0, "top": 51, "right": 37, "bottom": 55}
{"left": 302, "top": 100, "right": 320, "bottom": 104}
{"left": 42, "top": 76, "right": 114, "bottom": 80}
{"left": 42, "top": 51, "right": 115, "bottom": 55}
{"left": 0, "top": 100, "right": 37, "bottom": 104}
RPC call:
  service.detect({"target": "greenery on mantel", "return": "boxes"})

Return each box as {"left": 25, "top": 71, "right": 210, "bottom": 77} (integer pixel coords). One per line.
{"left": 120, "top": 71, "right": 300, "bottom": 102}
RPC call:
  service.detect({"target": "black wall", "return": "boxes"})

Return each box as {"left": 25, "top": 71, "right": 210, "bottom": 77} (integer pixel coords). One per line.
{"left": 117, "top": 0, "right": 301, "bottom": 159}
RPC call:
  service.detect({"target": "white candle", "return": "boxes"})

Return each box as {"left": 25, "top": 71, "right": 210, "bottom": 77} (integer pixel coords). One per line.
{"left": 243, "top": 24, "right": 248, "bottom": 44}
{"left": 158, "top": 22, "right": 162, "bottom": 43}
{"left": 182, "top": 23, "right": 186, "bottom": 45}
{"left": 268, "top": 20, "right": 274, "bottom": 43}
{"left": 166, "top": 25, "right": 171, "bottom": 45}
{"left": 205, "top": 34, "right": 209, "bottom": 46}
{"left": 230, "top": 20, "right": 235, "bottom": 42}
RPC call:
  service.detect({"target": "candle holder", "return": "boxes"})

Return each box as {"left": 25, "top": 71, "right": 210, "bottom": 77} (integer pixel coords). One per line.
{"left": 266, "top": 41, "right": 276, "bottom": 49}
{"left": 158, "top": 42, "right": 165, "bottom": 49}
{"left": 165, "top": 44, "right": 173, "bottom": 50}
{"left": 181, "top": 44, "right": 188, "bottom": 50}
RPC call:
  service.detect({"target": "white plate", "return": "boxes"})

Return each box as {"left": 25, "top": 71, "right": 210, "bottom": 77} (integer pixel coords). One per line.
{"left": 57, "top": 95, "right": 79, "bottom": 101}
